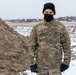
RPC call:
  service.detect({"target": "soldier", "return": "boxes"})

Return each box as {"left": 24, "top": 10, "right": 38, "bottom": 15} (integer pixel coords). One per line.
{"left": 28, "top": 2, "right": 71, "bottom": 75}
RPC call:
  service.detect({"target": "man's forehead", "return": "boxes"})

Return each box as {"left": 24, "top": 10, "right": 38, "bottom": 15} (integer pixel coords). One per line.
{"left": 44, "top": 9, "right": 53, "bottom": 12}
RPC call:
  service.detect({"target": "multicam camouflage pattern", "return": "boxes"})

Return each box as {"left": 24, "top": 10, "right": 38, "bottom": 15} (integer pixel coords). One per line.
{"left": 28, "top": 19, "right": 71, "bottom": 75}
{"left": 37, "top": 69, "right": 62, "bottom": 75}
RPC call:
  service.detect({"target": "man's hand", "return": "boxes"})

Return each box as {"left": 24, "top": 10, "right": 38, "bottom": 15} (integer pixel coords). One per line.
{"left": 30, "top": 64, "right": 38, "bottom": 73}
{"left": 60, "top": 63, "right": 69, "bottom": 72}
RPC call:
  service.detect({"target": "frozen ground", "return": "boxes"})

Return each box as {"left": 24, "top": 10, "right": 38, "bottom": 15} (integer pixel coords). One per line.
{"left": 13, "top": 24, "right": 76, "bottom": 75}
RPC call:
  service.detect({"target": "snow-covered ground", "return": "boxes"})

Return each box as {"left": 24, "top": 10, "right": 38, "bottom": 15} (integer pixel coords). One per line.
{"left": 15, "top": 26, "right": 33, "bottom": 36}
{"left": 13, "top": 24, "right": 76, "bottom": 75}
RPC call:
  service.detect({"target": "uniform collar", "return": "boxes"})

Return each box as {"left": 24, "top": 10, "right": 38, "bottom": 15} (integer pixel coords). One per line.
{"left": 42, "top": 19, "right": 55, "bottom": 26}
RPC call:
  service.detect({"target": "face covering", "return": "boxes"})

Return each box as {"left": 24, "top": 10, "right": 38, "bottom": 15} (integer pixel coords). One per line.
{"left": 44, "top": 14, "right": 54, "bottom": 22}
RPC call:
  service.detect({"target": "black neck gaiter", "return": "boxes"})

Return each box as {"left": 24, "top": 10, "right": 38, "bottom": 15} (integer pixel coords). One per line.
{"left": 44, "top": 14, "right": 54, "bottom": 22}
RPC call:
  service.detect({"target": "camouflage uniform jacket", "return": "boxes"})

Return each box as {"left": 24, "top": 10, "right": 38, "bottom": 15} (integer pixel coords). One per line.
{"left": 28, "top": 19, "right": 71, "bottom": 72}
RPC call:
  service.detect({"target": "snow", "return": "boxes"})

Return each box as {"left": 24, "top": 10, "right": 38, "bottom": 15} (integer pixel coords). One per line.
{"left": 13, "top": 25, "right": 76, "bottom": 75}
{"left": 19, "top": 70, "right": 37, "bottom": 75}
{"left": 15, "top": 26, "right": 33, "bottom": 36}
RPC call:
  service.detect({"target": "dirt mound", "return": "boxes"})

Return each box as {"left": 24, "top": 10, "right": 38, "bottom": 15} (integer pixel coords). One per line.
{"left": 0, "top": 18, "right": 29, "bottom": 75}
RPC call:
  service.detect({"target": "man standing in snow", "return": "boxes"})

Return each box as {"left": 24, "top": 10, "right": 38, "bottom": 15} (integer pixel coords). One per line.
{"left": 28, "top": 2, "right": 71, "bottom": 75}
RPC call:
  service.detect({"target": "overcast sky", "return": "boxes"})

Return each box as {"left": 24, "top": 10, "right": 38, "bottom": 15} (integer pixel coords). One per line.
{"left": 0, "top": 0, "right": 76, "bottom": 20}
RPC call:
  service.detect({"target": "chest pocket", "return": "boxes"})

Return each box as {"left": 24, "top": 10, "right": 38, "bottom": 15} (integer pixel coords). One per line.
{"left": 49, "top": 31, "right": 59, "bottom": 37}
{"left": 38, "top": 29, "right": 48, "bottom": 42}
{"left": 49, "top": 31, "right": 60, "bottom": 44}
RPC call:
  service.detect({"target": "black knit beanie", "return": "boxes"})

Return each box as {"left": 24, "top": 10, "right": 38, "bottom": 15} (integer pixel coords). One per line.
{"left": 42, "top": 3, "right": 56, "bottom": 15}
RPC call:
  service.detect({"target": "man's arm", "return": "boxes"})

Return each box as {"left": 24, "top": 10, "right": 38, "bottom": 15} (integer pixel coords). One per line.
{"left": 28, "top": 26, "right": 38, "bottom": 72}
{"left": 60, "top": 25, "right": 71, "bottom": 72}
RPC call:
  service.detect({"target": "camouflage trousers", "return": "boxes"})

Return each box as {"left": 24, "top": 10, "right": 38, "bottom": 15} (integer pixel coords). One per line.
{"left": 37, "top": 69, "right": 62, "bottom": 75}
